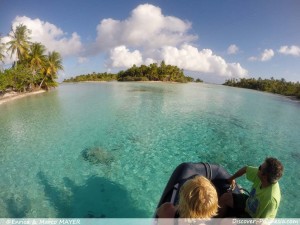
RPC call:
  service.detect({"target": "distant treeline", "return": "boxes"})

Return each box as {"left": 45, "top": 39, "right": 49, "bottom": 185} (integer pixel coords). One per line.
{"left": 64, "top": 61, "right": 200, "bottom": 83}
{"left": 63, "top": 73, "right": 117, "bottom": 82}
{"left": 223, "top": 77, "right": 300, "bottom": 99}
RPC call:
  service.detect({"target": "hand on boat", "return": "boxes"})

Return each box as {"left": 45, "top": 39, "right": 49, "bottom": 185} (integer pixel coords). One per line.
{"left": 227, "top": 178, "right": 236, "bottom": 191}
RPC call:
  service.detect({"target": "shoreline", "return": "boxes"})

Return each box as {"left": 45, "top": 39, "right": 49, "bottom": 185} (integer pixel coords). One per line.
{"left": 285, "top": 95, "right": 300, "bottom": 102}
{"left": 0, "top": 90, "right": 46, "bottom": 105}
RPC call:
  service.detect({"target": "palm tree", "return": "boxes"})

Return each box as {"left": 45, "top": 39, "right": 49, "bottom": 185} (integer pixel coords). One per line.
{"left": 7, "top": 24, "right": 31, "bottom": 65}
{"left": 28, "top": 43, "right": 46, "bottom": 74}
{"left": 39, "top": 51, "right": 63, "bottom": 89}
{"left": 28, "top": 42, "right": 46, "bottom": 89}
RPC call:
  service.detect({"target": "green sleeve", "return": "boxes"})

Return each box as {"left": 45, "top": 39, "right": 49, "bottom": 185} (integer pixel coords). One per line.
{"left": 258, "top": 198, "right": 278, "bottom": 218}
{"left": 246, "top": 166, "right": 259, "bottom": 183}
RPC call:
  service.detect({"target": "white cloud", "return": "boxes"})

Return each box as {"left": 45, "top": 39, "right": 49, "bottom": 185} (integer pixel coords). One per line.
{"left": 227, "top": 44, "right": 239, "bottom": 55}
{"left": 1, "top": 36, "right": 16, "bottom": 65}
{"left": 249, "top": 49, "right": 274, "bottom": 62}
{"left": 278, "top": 45, "right": 300, "bottom": 56}
{"left": 108, "top": 44, "right": 248, "bottom": 78}
{"left": 107, "top": 43, "right": 248, "bottom": 78}
{"left": 3, "top": 5, "right": 248, "bottom": 80}
{"left": 95, "top": 4, "right": 197, "bottom": 51}
{"left": 100, "top": 4, "right": 247, "bottom": 78}
{"left": 261, "top": 49, "right": 274, "bottom": 61}
{"left": 160, "top": 44, "right": 247, "bottom": 78}
{"left": 77, "top": 57, "right": 88, "bottom": 64}
{"left": 108, "top": 45, "right": 143, "bottom": 68}
{"left": 7, "top": 16, "right": 83, "bottom": 57}
{"left": 144, "top": 58, "right": 157, "bottom": 65}
{"left": 248, "top": 56, "right": 257, "bottom": 61}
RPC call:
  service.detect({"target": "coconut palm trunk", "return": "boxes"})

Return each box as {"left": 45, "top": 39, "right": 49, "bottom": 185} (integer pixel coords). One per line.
{"left": 39, "top": 76, "right": 47, "bottom": 88}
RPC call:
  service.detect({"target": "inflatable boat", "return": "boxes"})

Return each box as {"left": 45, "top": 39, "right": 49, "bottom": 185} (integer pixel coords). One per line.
{"left": 156, "top": 162, "right": 244, "bottom": 217}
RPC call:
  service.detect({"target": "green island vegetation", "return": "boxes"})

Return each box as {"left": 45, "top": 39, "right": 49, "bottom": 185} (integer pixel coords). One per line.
{"left": 2, "top": 25, "right": 298, "bottom": 101}
{"left": 195, "top": 78, "right": 203, "bottom": 83}
{"left": 63, "top": 72, "right": 117, "bottom": 82}
{"left": 0, "top": 24, "right": 63, "bottom": 95}
{"left": 63, "top": 61, "right": 196, "bottom": 83}
{"left": 224, "top": 77, "right": 300, "bottom": 99}
{"left": 117, "top": 61, "right": 194, "bottom": 82}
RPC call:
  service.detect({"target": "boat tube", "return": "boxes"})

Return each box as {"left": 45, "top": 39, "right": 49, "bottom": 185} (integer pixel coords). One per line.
{"left": 156, "top": 162, "right": 243, "bottom": 217}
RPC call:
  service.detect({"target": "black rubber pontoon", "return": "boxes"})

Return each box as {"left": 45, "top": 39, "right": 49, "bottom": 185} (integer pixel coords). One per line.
{"left": 156, "top": 162, "right": 242, "bottom": 210}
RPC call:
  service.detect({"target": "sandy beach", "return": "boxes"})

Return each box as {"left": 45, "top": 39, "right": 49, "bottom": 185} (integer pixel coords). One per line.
{"left": 0, "top": 90, "right": 46, "bottom": 105}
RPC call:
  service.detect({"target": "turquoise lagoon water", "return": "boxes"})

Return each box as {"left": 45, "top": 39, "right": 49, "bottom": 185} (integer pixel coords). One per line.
{"left": 0, "top": 82, "right": 299, "bottom": 218}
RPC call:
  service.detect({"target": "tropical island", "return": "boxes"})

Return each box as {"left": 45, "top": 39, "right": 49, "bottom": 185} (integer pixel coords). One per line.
{"left": 223, "top": 77, "right": 300, "bottom": 99}
{"left": 63, "top": 61, "right": 196, "bottom": 83}
{"left": 0, "top": 24, "right": 63, "bottom": 102}
{"left": 1, "top": 25, "right": 299, "bottom": 103}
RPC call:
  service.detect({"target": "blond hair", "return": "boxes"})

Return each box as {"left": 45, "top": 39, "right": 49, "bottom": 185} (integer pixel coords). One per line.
{"left": 177, "top": 176, "right": 218, "bottom": 218}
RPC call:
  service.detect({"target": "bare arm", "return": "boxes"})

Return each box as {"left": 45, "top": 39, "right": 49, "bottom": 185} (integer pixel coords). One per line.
{"left": 228, "top": 166, "right": 247, "bottom": 186}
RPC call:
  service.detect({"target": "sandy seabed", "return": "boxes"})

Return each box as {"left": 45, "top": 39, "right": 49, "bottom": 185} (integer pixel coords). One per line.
{"left": 0, "top": 90, "right": 46, "bottom": 105}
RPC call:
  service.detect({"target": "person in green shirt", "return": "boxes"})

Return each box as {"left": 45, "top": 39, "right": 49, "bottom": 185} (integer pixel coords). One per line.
{"left": 217, "top": 157, "right": 284, "bottom": 218}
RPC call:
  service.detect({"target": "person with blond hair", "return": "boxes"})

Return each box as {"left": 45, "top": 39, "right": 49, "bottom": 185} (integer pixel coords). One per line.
{"left": 157, "top": 176, "right": 218, "bottom": 218}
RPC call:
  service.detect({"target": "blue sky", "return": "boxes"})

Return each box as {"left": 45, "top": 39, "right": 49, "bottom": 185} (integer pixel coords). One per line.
{"left": 1, "top": 0, "right": 300, "bottom": 83}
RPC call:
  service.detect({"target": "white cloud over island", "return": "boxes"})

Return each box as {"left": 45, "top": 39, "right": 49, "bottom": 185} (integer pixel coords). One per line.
{"left": 107, "top": 44, "right": 248, "bottom": 78}
{"left": 97, "top": 4, "right": 248, "bottom": 78}
{"left": 109, "top": 45, "right": 143, "bottom": 68}
{"left": 3, "top": 4, "right": 252, "bottom": 78}
{"left": 161, "top": 45, "right": 247, "bottom": 77}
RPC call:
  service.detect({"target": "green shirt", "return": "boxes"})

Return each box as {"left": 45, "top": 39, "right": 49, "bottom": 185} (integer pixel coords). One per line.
{"left": 245, "top": 166, "right": 281, "bottom": 218}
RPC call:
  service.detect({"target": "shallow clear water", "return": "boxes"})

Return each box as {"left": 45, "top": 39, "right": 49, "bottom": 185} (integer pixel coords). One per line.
{"left": 0, "top": 82, "right": 299, "bottom": 218}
